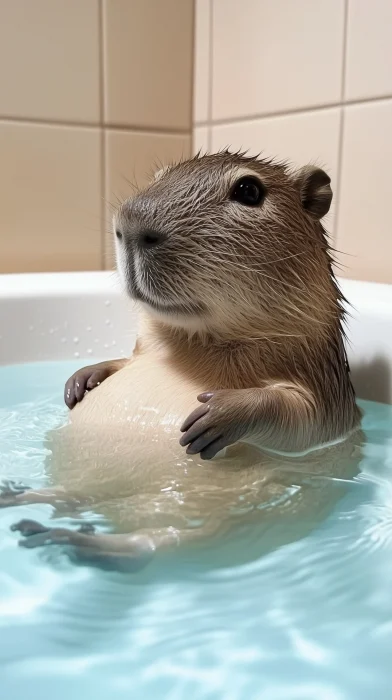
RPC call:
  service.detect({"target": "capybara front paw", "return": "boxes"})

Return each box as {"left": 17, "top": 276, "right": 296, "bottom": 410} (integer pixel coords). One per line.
{"left": 0, "top": 480, "right": 31, "bottom": 508}
{"left": 180, "top": 390, "right": 252, "bottom": 459}
{"left": 64, "top": 363, "right": 111, "bottom": 409}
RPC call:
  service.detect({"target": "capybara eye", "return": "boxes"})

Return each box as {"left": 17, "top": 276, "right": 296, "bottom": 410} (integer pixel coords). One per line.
{"left": 116, "top": 230, "right": 123, "bottom": 241}
{"left": 230, "top": 176, "right": 265, "bottom": 207}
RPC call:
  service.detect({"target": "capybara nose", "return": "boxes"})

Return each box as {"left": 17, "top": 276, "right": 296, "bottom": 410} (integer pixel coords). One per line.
{"left": 138, "top": 229, "right": 166, "bottom": 249}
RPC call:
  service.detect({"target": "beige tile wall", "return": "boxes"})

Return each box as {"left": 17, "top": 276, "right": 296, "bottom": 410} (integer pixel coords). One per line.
{"left": 193, "top": 0, "right": 392, "bottom": 284}
{"left": 0, "top": 0, "right": 193, "bottom": 273}
{"left": 3, "top": 0, "right": 391, "bottom": 281}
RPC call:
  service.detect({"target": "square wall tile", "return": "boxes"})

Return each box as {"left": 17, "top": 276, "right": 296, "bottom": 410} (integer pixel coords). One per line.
{"left": 0, "top": 0, "right": 100, "bottom": 123}
{"left": 211, "top": 108, "right": 341, "bottom": 234}
{"left": 103, "top": 0, "right": 193, "bottom": 130}
{"left": 193, "top": 126, "right": 210, "bottom": 154}
{"left": 193, "top": 0, "right": 211, "bottom": 123}
{"left": 212, "top": 0, "right": 344, "bottom": 120}
{"left": 345, "top": 0, "right": 392, "bottom": 101}
{"left": 336, "top": 100, "right": 392, "bottom": 283}
{"left": 0, "top": 123, "right": 101, "bottom": 273}
{"left": 105, "top": 130, "right": 191, "bottom": 266}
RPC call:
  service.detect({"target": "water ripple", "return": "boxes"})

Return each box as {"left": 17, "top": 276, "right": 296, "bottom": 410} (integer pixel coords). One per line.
{"left": 1, "top": 369, "right": 392, "bottom": 699}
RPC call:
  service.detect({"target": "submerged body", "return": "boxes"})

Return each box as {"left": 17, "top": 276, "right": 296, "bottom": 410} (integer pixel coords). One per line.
{"left": 46, "top": 317, "right": 361, "bottom": 550}
{"left": 3, "top": 151, "right": 362, "bottom": 567}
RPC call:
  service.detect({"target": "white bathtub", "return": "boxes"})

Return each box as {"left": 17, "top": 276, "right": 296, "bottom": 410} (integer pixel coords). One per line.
{"left": 0, "top": 272, "right": 392, "bottom": 405}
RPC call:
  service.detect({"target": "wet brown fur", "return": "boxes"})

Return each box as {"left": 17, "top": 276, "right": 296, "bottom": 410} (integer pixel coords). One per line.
{"left": 4, "top": 151, "right": 362, "bottom": 567}
{"left": 118, "top": 151, "right": 361, "bottom": 448}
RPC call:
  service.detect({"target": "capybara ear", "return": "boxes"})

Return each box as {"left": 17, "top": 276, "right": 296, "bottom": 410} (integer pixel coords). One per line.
{"left": 293, "top": 165, "right": 332, "bottom": 220}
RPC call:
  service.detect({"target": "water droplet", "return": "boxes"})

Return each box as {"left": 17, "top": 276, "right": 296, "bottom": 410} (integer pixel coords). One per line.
{"left": 86, "top": 325, "right": 92, "bottom": 332}
{"left": 104, "top": 343, "right": 109, "bottom": 349}
{"left": 94, "top": 338, "right": 99, "bottom": 344}
{"left": 73, "top": 337, "right": 79, "bottom": 344}
{"left": 87, "top": 348, "right": 93, "bottom": 355}
{"left": 49, "top": 328, "right": 54, "bottom": 335}
{"left": 104, "top": 300, "right": 111, "bottom": 307}
{"left": 112, "top": 340, "right": 116, "bottom": 346}
{"left": 61, "top": 337, "right": 67, "bottom": 344}
{"left": 74, "top": 351, "right": 80, "bottom": 358}
{"left": 105, "top": 319, "right": 111, "bottom": 326}
{"left": 28, "top": 325, "right": 34, "bottom": 332}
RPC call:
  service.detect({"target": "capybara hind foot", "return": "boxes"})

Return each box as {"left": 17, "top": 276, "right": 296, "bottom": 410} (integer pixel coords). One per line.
{"left": 10, "top": 519, "right": 94, "bottom": 546}
{"left": 11, "top": 519, "right": 154, "bottom": 573}
{"left": 0, "top": 480, "right": 31, "bottom": 507}
{"left": 0, "top": 481, "right": 90, "bottom": 511}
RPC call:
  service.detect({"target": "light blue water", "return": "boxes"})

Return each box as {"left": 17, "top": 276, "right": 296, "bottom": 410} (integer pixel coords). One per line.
{"left": 1, "top": 361, "right": 392, "bottom": 699}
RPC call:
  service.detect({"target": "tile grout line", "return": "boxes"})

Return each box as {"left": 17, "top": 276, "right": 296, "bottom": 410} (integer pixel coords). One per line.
{"left": 2, "top": 93, "right": 391, "bottom": 136}
{"left": 333, "top": 0, "right": 350, "bottom": 253}
{"left": 195, "top": 93, "right": 392, "bottom": 130}
{"left": 340, "top": 0, "right": 349, "bottom": 104}
{"left": 206, "top": 0, "right": 213, "bottom": 151}
{"left": 190, "top": 0, "right": 197, "bottom": 155}
{"left": 98, "top": 0, "right": 106, "bottom": 270}
{"left": 0, "top": 115, "right": 190, "bottom": 135}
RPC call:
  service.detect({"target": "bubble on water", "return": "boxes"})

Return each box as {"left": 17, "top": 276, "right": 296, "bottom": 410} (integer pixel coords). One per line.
{"left": 86, "top": 325, "right": 92, "bottom": 332}
{"left": 49, "top": 328, "right": 54, "bottom": 335}
{"left": 104, "top": 300, "right": 111, "bottom": 307}
{"left": 94, "top": 339, "right": 99, "bottom": 344}
{"left": 104, "top": 343, "right": 109, "bottom": 349}
{"left": 28, "top": 325, "right": 34, "bottom": 332}
{"left": 87, "top": 349, "right": 93, "bottom": 355}
{"left": 112, "top": 340, "right": 116, "bottom": 346}
{"left": 105, "top": 319, "right": 112, "bottom": 326}
{"left": 60, "top": 337, "right": 67, "bottom": 344}
{"left": 73, "top": 337, "right": 79, "bottom": 344}
{"left": 74, "top": 351, "right": 80, "bottom": 358}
